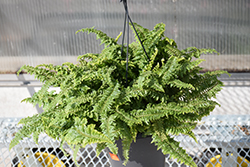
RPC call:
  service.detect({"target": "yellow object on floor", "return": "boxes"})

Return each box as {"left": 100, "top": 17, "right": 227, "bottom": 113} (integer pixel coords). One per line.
{"left": 17, "top": 152, "right": 65, "bottom": 167}
{"left": 206, "top": 154, "right": 249, "bottom": 167}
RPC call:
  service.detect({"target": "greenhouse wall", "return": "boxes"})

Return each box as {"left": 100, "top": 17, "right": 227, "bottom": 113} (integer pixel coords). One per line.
{"left": 0, "top": 0, "right": 250, "bottom": 73}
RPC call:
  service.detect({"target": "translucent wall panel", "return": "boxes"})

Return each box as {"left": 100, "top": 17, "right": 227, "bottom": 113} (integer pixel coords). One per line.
{"left": 0, "top": 0, "right": 250, "bottom": 72}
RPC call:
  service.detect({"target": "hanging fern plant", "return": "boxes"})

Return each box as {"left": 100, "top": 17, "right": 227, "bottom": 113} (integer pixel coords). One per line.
{"left": 10, "top": 23, "right": 228, "bottom": 167}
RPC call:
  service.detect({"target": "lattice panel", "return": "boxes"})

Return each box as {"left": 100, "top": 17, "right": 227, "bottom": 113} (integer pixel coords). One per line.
{"left": 1, "top": 116, "right": 250, "bottom": 167}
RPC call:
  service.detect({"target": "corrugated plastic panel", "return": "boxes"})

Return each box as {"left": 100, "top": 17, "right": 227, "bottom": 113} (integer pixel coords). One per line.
{"left": 0, "top": 0, "right": 250, "bottom": 72}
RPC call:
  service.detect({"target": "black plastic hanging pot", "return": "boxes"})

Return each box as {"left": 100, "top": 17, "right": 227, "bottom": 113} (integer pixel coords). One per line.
{"left": 107, "top": 134, "right": 165, "bottom": 167}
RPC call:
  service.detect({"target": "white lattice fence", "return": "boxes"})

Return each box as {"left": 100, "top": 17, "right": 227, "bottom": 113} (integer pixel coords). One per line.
{"left": 1, "top": 116, "right": 250, "bottom": 167}
{"left": 0, "top": 118, "right": 110, "bottom": 167}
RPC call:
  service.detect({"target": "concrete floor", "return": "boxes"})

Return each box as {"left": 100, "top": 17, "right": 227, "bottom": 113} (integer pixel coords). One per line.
{"left": 0, "top": 73, "right": 249, "bottom": 118}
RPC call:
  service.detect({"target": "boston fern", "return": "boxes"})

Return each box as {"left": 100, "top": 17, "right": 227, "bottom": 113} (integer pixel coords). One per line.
{"left": 10, "top": 23, "right": 227, "bottom": 167}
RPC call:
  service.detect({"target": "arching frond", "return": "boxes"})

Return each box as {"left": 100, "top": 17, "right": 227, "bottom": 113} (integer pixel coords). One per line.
{"left": 76, "top": 27, "right": 117, "bottom": 47}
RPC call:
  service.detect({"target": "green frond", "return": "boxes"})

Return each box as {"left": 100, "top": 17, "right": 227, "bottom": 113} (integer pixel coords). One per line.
{"left": 132, "top": 23, "right": 165, "bottom": 61}
{"left": 130, "top": 22, "right": 150, "bottom": 44}
{"left": 64, "top": 118, "right": 112, "bottom": 146}
{"left": 145, "top": 48, "right": 158, "bottom": 71}
{"left": 10, "top": 115, "right": 43, "bottom": 149}
{"left": 168, "top": 79, "right": 195, "bottom": 90}
{"left": 70, "top": 144, "right": 81, "bottom": 167}
{"left": 133, "top": 107, "right": 167, "bottom": 123}
{"left": 166, "top": 44, "right": 183, "bottom": 57}
{"left": 76, "top": 27, "right": 117, "bottom": 48}
{"left": 100, "top": 115, "right": 118, "bottom": 154}
{"left": 184, "top": 59, "right": 205, "bottom": 72}
{"left": 96, "top": 143, "right": 107, "bottom": 156}
{"left": 121, "top": 139, "right": 132, "bottom": 166}
{"left": 9, "top": 125, "right": 32, "bottom": 150}
{"left": 152, "top": 134, "right": 197, "bottom": 167}
{"left": 116, "top": 120, "right": 134, "bottom": 165}
{"left": 115, "top": 107, "right": 140, "bottom": 126}
{"left": 165, "top": 37, "right": 177, "bottom": 47}
{"left": 159, "top": 56, "right": 180, "bottom": 81}
{"left": 134, "top": 70, "right": 165, "bottom": 93}
{"left": 92, "top": 83, "right": 120, "bottom": 114}
{"left": 100, "top": 67, "right": 116, "bottom": 86}
{"left": 39, "top": 78, "right": 57, "bottom": 98}
{"left": 98, "top": 45, "right": 121, "bottom": 60}
{"left": 183, "top": 47, "right": 218, "bottom": 59}
{"left": 77, "top": 53, "right": 98, "bottom": 62}
{"left": 18, "top": 64, "right": 56, "bottom": 83}
{"left": 143, "top": 23, "right": 165, "bottom": 54}
{"left": 147, "top": 89, "right": 169, "bottom": 102}
{"left": 115, "top": 32, "right": 122, "bottom": 42}
{"left": 164, "top": 119, "right": 197, "bottom": 140}
{"left": 133, "top": 102, "right": 196, "bottom": 123}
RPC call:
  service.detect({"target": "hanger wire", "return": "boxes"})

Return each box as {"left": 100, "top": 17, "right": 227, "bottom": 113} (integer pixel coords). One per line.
{"left": 120, "top": 0, "right": 150, "bottom": 87}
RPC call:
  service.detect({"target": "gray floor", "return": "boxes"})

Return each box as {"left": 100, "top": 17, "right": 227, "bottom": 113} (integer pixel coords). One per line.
{"left": 0, "top": 73, "right": 249, "bottom": 118}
